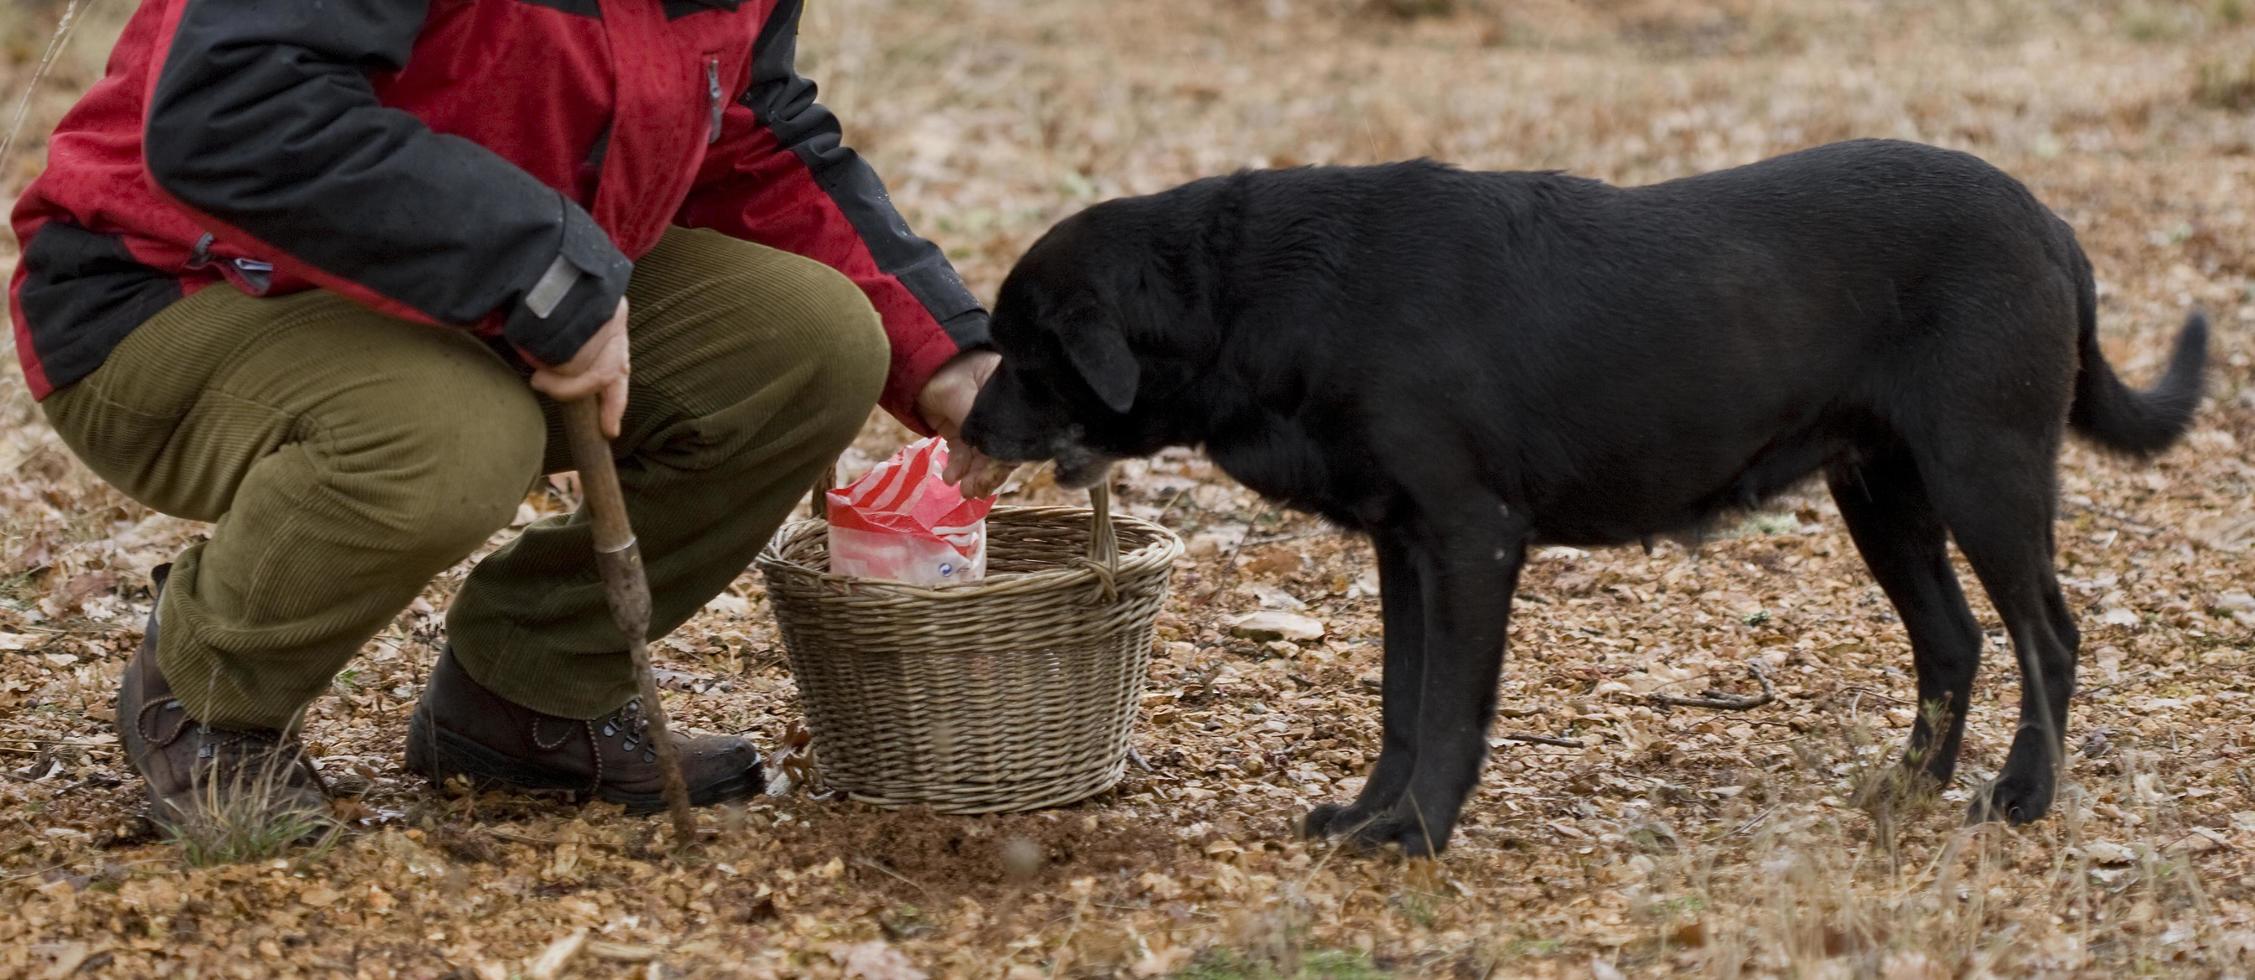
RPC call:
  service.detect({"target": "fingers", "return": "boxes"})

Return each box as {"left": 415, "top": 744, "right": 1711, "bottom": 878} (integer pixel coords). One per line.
{"left": 594, "top": 318, "right": 630, "bottom": 381}
{"left": 560, "top": 300, "right": 629, "bottom": 374}
{"left": 942, "top": 440, "right": 973, "bottom": 485}
{"left": 963, "top": 350, "right": 1000, "bottom": 387}
{"left": 599, "top": 374, "right": 628, "bottom": 439}
{"left": 603, "top": 327, "right": 629, "bottom": 438}
{"left": 913, "top": 349, "right": 1000, "bottom": 438}
{"left": 961, "top": 459, "right": 1017, "bottom": 499}
{"left": 528, "top": 366, "right": 601, "bottom": 403}
{"left": 944, "top": 447, "right": 1017, "bottom": 499}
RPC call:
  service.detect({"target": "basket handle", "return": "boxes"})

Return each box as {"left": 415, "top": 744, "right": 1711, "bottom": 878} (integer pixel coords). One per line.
{"left": 809, "top": 460, "right": 1120, "bottom": 569}
{"left": 1085, "top": 480, "right": 1118, "bottom": 569}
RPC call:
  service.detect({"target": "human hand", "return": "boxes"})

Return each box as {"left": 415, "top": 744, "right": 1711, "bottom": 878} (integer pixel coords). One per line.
{"left": 915, "top": 349, "right": 1017, "bottom": 498}
{"left": 529, "top": 298, "right": 631, "bottom": 438}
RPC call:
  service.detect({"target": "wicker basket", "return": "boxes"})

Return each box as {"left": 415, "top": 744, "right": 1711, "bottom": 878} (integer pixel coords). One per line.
{"left": 754, "top": 483, "right": 1183, "bottom": 813}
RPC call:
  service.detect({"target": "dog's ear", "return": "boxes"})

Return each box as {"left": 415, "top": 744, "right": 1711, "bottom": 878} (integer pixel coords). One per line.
{"left": 1053, "top": 308, "right": 1139, "bottom": 414}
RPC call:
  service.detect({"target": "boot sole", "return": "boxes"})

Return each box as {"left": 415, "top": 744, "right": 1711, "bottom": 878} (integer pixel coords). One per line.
{"left": 405, "top": 708, "right": 761, "bottom": 815}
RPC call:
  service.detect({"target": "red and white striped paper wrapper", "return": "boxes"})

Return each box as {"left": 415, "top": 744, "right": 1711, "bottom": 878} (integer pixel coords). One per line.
{"left": 825, "top": 437, "right": 995, "bottom": 586}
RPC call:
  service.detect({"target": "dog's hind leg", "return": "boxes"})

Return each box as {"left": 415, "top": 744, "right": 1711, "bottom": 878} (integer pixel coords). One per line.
{"left": 1826, "top": 446, "right": 1985, "bottom": 789}
{"left": 1917, "top": 435, "right": 2079, "bottom": 824}
{"left": 1305, "top": 533, "right": 1426, "bottom": 839}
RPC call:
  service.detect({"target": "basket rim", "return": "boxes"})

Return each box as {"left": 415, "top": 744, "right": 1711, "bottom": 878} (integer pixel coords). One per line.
{"left": 755, "top": 503, "right": 1184, "bottom": 601}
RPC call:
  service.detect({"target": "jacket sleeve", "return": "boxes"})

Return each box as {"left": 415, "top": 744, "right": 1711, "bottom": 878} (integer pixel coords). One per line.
{"left": 141, "top": 0, "right": 630, "bottom": 367}
{"left": 676, "top": 0, "right": 991, "bottom": 433}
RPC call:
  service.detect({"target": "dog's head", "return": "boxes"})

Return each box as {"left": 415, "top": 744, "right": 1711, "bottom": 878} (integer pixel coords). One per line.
{"left": 961, "top": 202, "right": 1214, "bottom": 489}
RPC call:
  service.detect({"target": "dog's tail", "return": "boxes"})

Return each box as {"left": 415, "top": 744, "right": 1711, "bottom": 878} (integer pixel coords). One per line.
{"left": 2067, "top": 270, "right": 2207, "bottom": 456}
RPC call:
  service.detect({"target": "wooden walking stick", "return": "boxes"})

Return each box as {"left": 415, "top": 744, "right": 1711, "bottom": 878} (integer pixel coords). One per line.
{"left": 559, "top": 397, "right": 698, "bottom": 847}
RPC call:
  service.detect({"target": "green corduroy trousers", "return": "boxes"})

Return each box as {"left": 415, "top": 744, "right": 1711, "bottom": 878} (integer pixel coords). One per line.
{"left": 42, "top": 227, "right": 885, "bottom": 729}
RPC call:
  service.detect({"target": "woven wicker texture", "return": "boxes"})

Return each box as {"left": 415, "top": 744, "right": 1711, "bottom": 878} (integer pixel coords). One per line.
{"left": 754, "top": 484, "right": 1184, "bottom": 813}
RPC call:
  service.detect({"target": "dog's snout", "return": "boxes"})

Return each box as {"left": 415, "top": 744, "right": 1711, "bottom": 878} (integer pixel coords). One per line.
{"left": 959, "top": 368, "right": 1067, "bottom": 464}
{"left": 957, "top": 409, "right": 998, "bottom": 457}
{"left": 957, "top": 397, "right": 1040, "bottom": 463}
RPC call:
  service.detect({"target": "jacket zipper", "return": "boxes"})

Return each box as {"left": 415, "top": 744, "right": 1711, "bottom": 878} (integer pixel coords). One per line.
{"left": 187, "top": 233, "right": 273, "bottom": 294}
{"left": 185, "top": 232, "right": 216, "bottom": 270}
{"left": 230, "top": 257, "right": 274, "bottom": 295}
{"left": 706, "top": 58, "right": 724, "bottom": 145}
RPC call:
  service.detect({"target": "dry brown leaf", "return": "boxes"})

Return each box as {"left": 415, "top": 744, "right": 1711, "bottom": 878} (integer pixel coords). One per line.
{"left": 1229, "top": 611, "right": 1324, "bottom": 642}
{"left": 834, "top": 940, "right": 928, "bottom": 980}
{"left": 585, "top": 940, "right": 662, "bottom": 963}
{"left": 528, "top": 929, "right": 588, "bottom": 980}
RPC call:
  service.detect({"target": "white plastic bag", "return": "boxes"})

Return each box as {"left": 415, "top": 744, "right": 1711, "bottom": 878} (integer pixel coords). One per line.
{"left": 826, "top": 437, "right": 995, "bottom": 586}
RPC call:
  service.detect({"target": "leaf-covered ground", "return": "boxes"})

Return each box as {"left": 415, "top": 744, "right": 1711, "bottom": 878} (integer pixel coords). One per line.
{"left": 4, "top": 0, "right": 2254, "bottom": 976}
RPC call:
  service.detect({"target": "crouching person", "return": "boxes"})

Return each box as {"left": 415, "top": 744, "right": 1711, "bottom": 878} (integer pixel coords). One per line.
{"left": 7, "top": 0, "right": 1001, "bottom": 831}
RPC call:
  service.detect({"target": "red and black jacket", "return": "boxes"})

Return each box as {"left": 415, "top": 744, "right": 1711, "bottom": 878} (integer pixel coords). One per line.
{"left": 8, "top": 0, "right": 988, "bottom": 429}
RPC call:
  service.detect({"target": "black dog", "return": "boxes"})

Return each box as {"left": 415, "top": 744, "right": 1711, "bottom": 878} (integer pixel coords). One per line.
{"left": 961, "top": 139, "right": 2207, "bottom": 855}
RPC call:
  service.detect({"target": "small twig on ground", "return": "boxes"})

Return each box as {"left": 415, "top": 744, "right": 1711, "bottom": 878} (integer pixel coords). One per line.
{"left": 2, "top": 864, "right": 68, "bottom": 883}
{"left": 1153, "top": 485, "right": 1195, "bottom": 523}
{"left": 1218, "top": 500, "right": 1272, "bottom": 570}
{"left": 1238, "top": 528, "right": 1330, "bottom": 548}
{"left": 1495, "top": 732, "right": 1583, "bottom": 748}
{"left": 1047, "top": 897, "right": 1090, "bottom": 979}
{"left": 1723, "top": 805, "right": 1781, "bottom": 839}
{"left": 1835, "top": 685, "right": 1912, "bottom": 706}
{"left": 1648, "top": 662, "right": 1777, "bottom": 711}
{"left": 856, "top": 857, "right": 931, "bottom": 896}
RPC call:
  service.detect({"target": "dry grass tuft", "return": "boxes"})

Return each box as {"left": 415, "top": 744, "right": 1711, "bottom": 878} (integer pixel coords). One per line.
{"left": 2194, "top": 54, "right": 2255, "bottom": 111}
{"left": 1647, "top": 725, "right": 2226, "bottom": 977}
{"left": 162, "top": 752, "right": 340, "bottom": 869}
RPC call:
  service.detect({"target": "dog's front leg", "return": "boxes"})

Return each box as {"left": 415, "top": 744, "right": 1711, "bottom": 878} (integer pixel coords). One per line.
{"left": 1344, "top": 508, "right": 1530, "bottom": 857}
{"left": 1304, "top": 532, "right": 1425, "bottom": 839}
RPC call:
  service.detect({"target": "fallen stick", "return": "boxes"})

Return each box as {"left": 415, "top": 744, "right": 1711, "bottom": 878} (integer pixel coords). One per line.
{"left": 1647, "top": 662, "right": 1777, "bottom": 711}
{"left": 1495, "top": 732, "right": 1584, "bottom": 748}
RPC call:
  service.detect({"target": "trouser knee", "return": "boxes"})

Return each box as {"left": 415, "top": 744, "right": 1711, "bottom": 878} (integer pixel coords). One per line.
{"left": 358, "top": 396, "right": 547, "bottom": 560}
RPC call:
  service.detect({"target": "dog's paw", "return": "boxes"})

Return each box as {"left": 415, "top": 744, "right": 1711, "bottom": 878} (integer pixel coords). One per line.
{"left": 1301, "top": 802, "right": 1370, "bottom": 839}
{"left": 1966, "top": 771, "right": 2054, "bottom": 826}
{"left": 1967, "top": 736, "right": 2059, "bottom": 825}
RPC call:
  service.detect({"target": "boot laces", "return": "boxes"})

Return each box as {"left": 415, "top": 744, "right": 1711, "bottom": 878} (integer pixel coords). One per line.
{"left": 597, "top": 700, "right": 660, "bottom": 764}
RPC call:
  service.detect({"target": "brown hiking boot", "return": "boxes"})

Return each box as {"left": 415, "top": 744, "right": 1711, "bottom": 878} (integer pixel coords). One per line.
{"left": 117, "top": 565, "right": 331, "bottom": 834}
{"left": 406, "top": 647, "right": 763, "bottom": 812}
